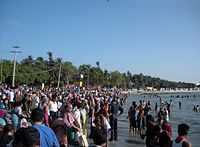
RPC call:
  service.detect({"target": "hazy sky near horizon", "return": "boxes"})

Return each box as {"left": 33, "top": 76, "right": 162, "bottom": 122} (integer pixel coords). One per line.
{"left": 0, "top": 0, "right": 200, "bottom": 83}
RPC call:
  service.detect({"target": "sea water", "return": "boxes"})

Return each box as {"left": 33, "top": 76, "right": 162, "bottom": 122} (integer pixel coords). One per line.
{"left": 109, "top": 92, "right": 200, "bottom": 147}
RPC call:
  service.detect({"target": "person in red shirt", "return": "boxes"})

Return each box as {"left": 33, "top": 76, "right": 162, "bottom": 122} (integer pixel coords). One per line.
{"left": 159, "top": 120, "right": 173, "bottom": 147}
{"left": 162, "top": 120, "right": 172, "bottom": 139}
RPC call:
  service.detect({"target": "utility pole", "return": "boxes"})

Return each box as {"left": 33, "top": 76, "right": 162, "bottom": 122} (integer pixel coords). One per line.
{"left": 10, "top": 46, "right": 22, "bottom": 87}
{"left": 87, "top": 68, "right": 90, "bottom": 88}
{"left": 57, "top": 63, "right": 62, "bottom": 89}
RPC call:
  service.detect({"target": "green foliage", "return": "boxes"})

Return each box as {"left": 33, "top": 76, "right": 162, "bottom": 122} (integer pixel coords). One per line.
{"left": 0, "top": 53, "right": 195, "bottom": 88}
{"left": 110, "top": 71, "right": 124, "bottom": 87}
{"left": 0, "top": 60, "right": 13, "bottom": 84}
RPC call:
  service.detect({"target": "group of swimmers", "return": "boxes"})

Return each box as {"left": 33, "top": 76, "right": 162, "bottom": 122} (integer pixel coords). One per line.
{"left": 193, "top": 105, "right": 200, "bottom": 112}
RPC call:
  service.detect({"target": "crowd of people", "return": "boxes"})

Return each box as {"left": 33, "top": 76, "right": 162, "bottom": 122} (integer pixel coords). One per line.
{"left": 128, "top": 97, "right": 192, "bottom": 147}
{"left": 0, "top": 84, "right": 127, "bottom": 147}
{"left": 0, "top": 83, "right": 193, "bottom": 147}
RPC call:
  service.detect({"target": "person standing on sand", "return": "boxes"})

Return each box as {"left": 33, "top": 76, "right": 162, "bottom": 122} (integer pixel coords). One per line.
{"left": 109, "top": 98, "right": 123, "bottom": 141}
{"left": 128, "top": 101, "right": 137, "bottom": 136}
{"left": 91, "top": 115, "right": 107, "bottom": 147}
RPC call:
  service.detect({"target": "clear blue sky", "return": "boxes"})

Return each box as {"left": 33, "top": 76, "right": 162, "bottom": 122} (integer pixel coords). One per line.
{"left": 0, "top": 0, "right": 200, "bottom": 83}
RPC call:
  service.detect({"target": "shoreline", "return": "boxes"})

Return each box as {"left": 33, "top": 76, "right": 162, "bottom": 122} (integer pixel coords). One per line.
{"left": 127, "top": 90, "right": 200, "bottom": 95}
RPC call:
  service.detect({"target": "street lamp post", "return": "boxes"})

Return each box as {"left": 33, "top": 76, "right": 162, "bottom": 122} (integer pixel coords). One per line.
{"left": 87, "top": 68, "right": 90, "bottom": 88}
{"left": 0, "top": 58, "right": 2, "bottom": 83}
{"left": 10, "top": 46, "right": 22, "bottom": 87}
{"left": 57, "top": 63, "right": 62, "bottom": 89}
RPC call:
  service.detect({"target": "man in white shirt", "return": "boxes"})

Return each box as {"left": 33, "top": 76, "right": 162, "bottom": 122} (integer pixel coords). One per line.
{"left": 9, "top": 89, "right": 15, "bottom": 109}
{"left": 49, "top": 97, "right": 58, "bottom": 121}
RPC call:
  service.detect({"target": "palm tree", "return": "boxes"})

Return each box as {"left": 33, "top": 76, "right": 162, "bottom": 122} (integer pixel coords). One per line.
{"left": 96, "top": 61, "right": 100, "bottom": 68}
{"left": 47, "top": 51, "right": 53, "bottom": 62}
{"left": 28, "top": 56, "right": 33, "bottom": 63}
{"left": 56, "top": 57, "right": 62, "bottom": 64}
{"left": 36, "top": 57, "right": 44, "bottom": 62}
{"left": 21, "top": 55, "right": 34, "bottom": 65}
{"left": 47, "top": 51, "right": 55, "bottom": 85}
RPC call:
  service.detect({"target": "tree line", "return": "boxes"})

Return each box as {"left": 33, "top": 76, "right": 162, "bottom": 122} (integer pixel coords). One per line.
{"left": 0, "top": 52, "right": 195, "bottom": 89}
